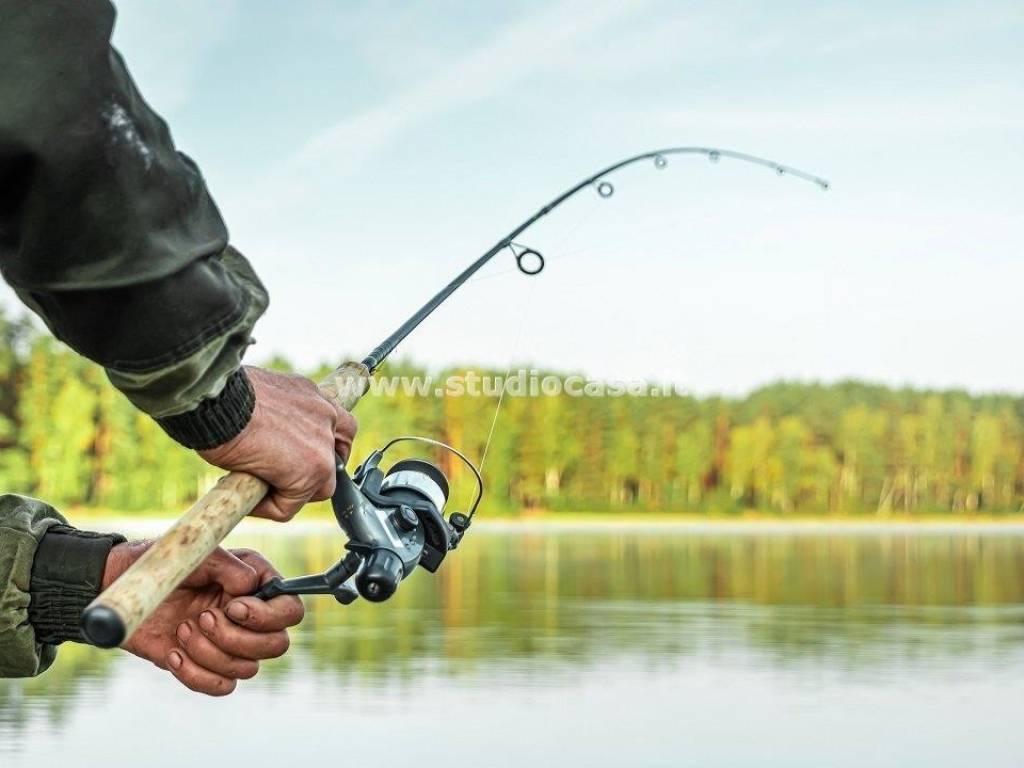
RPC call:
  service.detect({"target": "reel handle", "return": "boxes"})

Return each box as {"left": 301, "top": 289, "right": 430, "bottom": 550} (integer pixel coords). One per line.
{"left": 80, "top": 361, "right": 371, "bottom": 649}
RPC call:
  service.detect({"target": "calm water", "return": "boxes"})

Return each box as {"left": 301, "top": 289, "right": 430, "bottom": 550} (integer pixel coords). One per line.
{"left": 2, "top": 524, "right": 1024, "bottom": 767}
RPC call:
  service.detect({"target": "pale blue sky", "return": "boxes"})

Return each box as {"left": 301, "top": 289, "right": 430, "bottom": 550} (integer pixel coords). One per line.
{"left": 7, "top": 1, "right": 1023, "bottom": 393}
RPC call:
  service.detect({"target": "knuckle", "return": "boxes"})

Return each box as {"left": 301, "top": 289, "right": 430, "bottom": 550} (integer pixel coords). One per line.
{"left": 298, "top": 377, "right": 321, "bottom": 398}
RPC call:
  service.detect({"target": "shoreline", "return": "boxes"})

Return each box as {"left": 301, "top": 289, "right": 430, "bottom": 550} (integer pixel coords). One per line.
{"left": 67, "top": 510, "right": 1024, "bottom": 537}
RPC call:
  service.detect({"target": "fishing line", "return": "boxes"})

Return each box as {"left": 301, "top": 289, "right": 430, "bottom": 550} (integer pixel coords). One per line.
{"left": 479, "top": 277, "right": 538, "bottom": 473}
{"left": 546, "top": 189, "right": 606, "bottom": 252}
{"left": 475, "top": 191, "right": 606, "bottom": 469}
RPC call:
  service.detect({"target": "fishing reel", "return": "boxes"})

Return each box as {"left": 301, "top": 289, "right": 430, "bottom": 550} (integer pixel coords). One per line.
{"left": 254, "top": 436, "right": 482, "bottom": 605}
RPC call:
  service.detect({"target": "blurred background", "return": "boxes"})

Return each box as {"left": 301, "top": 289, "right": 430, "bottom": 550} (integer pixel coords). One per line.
{"left": 2, "top": 1, "right": 1023, "bottom": 766}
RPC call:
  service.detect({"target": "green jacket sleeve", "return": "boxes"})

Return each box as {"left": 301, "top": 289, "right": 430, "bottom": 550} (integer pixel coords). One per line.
{"left": 0, "top": 496, "right": 61, "bottom": 677}
{"left": 0, "top": 0, "right": 268, "bottom": 449}
{"left": 0, "top": 495, "right": 125, "bottom": 678}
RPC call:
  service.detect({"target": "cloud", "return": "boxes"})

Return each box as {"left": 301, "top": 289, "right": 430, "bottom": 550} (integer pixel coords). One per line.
{"left": 287, "top": 0, "right": 651, "bottom": 176}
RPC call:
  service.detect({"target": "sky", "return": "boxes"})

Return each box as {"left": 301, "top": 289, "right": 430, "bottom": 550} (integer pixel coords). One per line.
{"left": 5, "top": 0, "right": 1022, "bottom": 395}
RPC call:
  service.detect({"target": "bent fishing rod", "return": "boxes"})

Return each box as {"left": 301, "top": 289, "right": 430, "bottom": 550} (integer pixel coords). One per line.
{"left": 82, "top": 146, "right": 828, "bottom": 647}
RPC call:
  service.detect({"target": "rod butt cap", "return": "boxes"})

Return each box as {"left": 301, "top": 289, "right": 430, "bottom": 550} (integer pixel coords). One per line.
{"left": 81, "top": 605, "right": 126, "bottom": 648}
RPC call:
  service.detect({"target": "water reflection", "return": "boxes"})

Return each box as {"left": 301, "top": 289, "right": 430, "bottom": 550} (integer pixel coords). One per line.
{"left": 3, "top": 527, "right": 1024, "bottom": 765}
{"left": 292, "top": 528, "right": 1024, "bottom": 680}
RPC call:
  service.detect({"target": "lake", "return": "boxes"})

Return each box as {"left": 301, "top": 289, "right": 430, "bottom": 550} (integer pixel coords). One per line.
{"left": 2, "top": 523, "right": 1024, "bottom": 767}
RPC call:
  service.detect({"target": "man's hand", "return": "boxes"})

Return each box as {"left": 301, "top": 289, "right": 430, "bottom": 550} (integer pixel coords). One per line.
{"left": 104, "top": 541, "right": 304, "bottom": 696}
{"left": 200, "top": 366, "right": 358, "bottom": 521}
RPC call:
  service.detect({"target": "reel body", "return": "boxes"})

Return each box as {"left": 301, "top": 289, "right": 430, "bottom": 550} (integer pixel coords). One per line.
{"left": 255, "top": 437, "right": 481, "bottom": 605}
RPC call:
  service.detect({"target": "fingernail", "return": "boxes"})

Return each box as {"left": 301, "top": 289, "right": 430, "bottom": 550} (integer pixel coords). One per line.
{"left": 177, "top": 622, "right": 192, "bottom": 642}
{"left": 226, "top": 602, "right": 249, "bottom": 623}
{"left": 168, "top": 651, "right": 183, "bottom": 670}
{"left": 199, "top": 611, "right": 216, "bottom": 633}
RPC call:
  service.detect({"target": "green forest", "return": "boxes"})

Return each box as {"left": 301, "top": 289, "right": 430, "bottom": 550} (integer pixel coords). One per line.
{"left": 1, "top": 308, "right": 1023, "bottom": 517}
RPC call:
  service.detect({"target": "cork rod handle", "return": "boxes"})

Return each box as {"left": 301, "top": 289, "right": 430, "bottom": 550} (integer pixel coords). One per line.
{"left": 80, "top": 362, "right": 370, "bottom": 648}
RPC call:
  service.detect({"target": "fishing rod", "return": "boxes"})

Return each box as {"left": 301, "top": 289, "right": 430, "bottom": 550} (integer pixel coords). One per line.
{"left": 82, "top": 146, "right": 828, "bottom": 647}
{"left": 363, "top": 146, "right": 828, "bottom": 372}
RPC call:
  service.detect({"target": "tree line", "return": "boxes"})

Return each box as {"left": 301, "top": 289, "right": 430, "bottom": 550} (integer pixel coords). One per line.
{"left": 1, "top": 309, "right": 1022, "bottom": 516}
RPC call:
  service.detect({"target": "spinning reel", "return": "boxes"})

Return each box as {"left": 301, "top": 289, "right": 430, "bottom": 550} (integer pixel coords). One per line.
{"left": 254, "top": 436, "right": 482, "bottom": 605}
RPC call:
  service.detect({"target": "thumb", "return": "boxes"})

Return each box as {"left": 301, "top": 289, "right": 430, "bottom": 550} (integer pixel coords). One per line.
{"left": 184, "top": 548, "right": 260, "bottom": 596}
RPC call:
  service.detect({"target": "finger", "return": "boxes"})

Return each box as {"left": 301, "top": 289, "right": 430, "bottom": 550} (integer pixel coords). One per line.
{"left": 229, "top": 550, "right": 305, "bottom": 628}
{"left": 182, "top": 548, "right": 259, "bottom": 595}
{"left": 250, "top": 491, "right": 306, "bottom": 522}
{"left": 225, "top": 551, "right": 305, "bottom": 630}
{"left": 224, "top": 594, "right": 305, "bottom": 632}
{"left": 334, "top": 409, "right": 358, "bottom": 464}
{"left": 165, "top": 648, "right": 238, "bottom": 697}
{"left": 231, "top": 548, "right": 280, "bottom": 581}
{"left": 176, "top": 621, "right": 259, "bottom": 680}
{"left": 310, "top": 467, "right": 337, "bottom": 503}
{"left": 197, "top": 608, "right": 291, "bottom": 661}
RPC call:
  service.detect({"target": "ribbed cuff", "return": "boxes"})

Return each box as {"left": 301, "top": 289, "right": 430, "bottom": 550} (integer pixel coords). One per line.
{"left": 155, "top": 367, "right": 255, "bottom": 449}
{"left": 29, "top": 526, "right": 126, "bottom": 646}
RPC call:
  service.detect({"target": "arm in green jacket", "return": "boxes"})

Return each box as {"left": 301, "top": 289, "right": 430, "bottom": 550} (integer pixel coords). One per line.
{"left": 0, "top": 0, "right": 268, "bottom": 449}
{"left": 0, "top": 1, "right": 270, "bottom": 677}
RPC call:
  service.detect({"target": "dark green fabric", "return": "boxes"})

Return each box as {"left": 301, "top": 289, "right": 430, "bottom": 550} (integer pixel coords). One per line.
{"left": 29, "top": 525, "right": 126, "bottom": 646}
{"left": 100, "top": 247, "right": 268, "bottom": 421}
{"left": 156, "top": 367, "right": 256, "bottom": 449}
{"left": 0, "top": 0, "right": 269, "bottom": 438}
{"left": 0, "top": 0, "right": 227, "bottom": 290}
{"left": 16, "top": 246, "right": 269, "bottom": 423}
{"left": 0, "top": 495, "right": 67, "bottom": 677}
{"left": 0, "top": 0, "right": 277, "bottom": 677}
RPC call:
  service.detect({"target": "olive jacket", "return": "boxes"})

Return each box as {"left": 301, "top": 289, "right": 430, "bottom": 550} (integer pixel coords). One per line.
{"left": 0, "top": 0, "right": 268, "bottom": 675}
